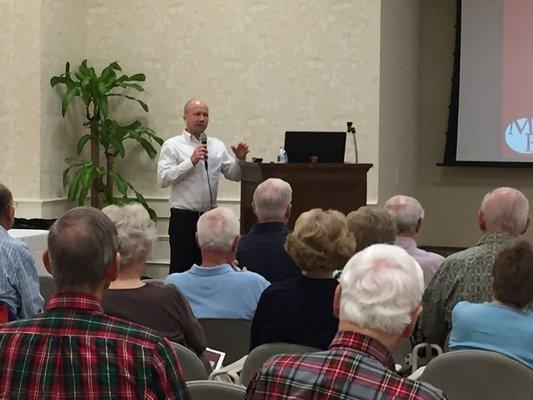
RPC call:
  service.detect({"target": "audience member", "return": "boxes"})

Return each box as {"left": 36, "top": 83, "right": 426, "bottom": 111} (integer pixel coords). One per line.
{"left": 237, "top": 178, "right": 300, "bottom": 283}
{"left": 0, "top": 183, "right": 43, "bottom": 319}
{"left": 449, "top": 239, "right": 533, "bottom": 368}
{"left": 250, "top": 209, "right": 355, "bottom": 350}
{"left": 0, "top": 207, "right": 188, "bottom": 398}
{"left": 385, "top": 195, "right": 444, "bottom": 286}
{"left": 347, "top": 205, "right": 396, "bottom": 252}
{"left": 418, "top": 187, "right": 530, "bottom": 346}
{"left": 101, "top": 203, "right": 207, "bottom": 359}
{"left": 165, "top": 207, "right": 269, "bottom": 319}
{"left": 246, "top": 244, "right": 446, "bottom": 400}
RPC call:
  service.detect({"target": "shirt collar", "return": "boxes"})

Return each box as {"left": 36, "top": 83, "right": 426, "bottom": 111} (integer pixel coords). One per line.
{"left": 189, "top": 263, "right": 234, "bottom": 276}
{"left": 476, "top": 233, "right": 513, "bottom": 247}
{"left": 394, "top": 236, "right": 417, "bottom": 249}
{"left": 329, "top": 331, "right": 395, "bottom": 371}
{"left": 249, "top": 221, "right": 289, "bottom": 234}
{"left": 47, "top": 292, "right": 103, "bottom": 313}
{"left": 182, "top": 129, "right": 202, "bottom": 143}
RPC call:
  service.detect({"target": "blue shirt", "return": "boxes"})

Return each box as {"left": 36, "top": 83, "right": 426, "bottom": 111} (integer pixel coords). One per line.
{"left": 164, "top": 264, "right": 270, "bottom": 319}
{"left": 450, "top": 301, "right": 533, "bottom": 369}
{"left": 0, "top": 226, "right": 44, "bottom": 318}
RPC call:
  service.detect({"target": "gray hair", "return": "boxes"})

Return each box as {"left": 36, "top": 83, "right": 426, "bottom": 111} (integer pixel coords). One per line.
{"left": 339, "top": 244, "right": 424, "bottom": 334}
{"left": 346, "top": 206, "right": 397, "bottom": 252}
{"left": 253, "top": 178, "right": 292, "bottom": 222}
{"left": 480, "top": 187, "right": 529, "bottom": 235}
{"left": 48, "top": 207, "right": 118, "bottom": 292}
{"left": 102, "top": 203, "right": 157, "bottom": 268}
{"left": 384, "top": 195, "right": 425, "bottom": 234}
{"left": 197, "top": 207, "right": 239, "bottom": 252}
{"left": 0, "top": 183, "right": 13, "bottom": 220}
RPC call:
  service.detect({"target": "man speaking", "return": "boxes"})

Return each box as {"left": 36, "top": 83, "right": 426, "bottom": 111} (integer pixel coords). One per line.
{"left": 157, "top": 99, "right": 249, "bottom": 274}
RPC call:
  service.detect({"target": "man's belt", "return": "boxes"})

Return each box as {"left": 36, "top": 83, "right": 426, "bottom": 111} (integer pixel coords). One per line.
{"left": 170, "top": 208, "right": 205, "bottom": 217}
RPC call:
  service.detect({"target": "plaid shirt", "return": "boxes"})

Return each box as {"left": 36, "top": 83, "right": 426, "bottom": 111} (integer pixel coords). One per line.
{"left": 246, "top": 331, "right": 447, "bottom": 400}
{"left": 0, "top": 292, "right": 190, "bottom": 399}
{"left": 0, "top": 226, "right": 44, "bottom": 318}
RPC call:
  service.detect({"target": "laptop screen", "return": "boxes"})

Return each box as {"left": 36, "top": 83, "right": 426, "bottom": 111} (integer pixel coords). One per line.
{"left": 284, "top": 131, "right": 346, "bottom": 163}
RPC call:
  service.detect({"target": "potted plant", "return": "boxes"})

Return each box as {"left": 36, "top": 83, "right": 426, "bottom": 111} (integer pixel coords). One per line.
{"left": 51, "top": 60, "right": 163, "bottom": 219}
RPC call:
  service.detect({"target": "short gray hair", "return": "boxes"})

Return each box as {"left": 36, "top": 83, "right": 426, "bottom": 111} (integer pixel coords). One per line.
{"left": 339, "top": 244, "right": 424, "bottom": 334}
{"left": 347, "top": 206, "right": 397, "bottom": 252}
{"left": 197, "top": 207, "right": 239, "bottom": 252}
{"left": 480, "top": 187, "right": 529, "bottom": 235}
{"left": 102, "top": 203, "right": 157, "bottom": 268}
{"left": 0, "top": 183, "right": 13, "bottom": 219}
{"left": 48, "top": 207, "right": 118, "bottom": 292}
{"left": 384, "top": 195, "right": 425, "bottom": 234}
{"left": 253, "top": 178, "right": 292, "bottom": 222}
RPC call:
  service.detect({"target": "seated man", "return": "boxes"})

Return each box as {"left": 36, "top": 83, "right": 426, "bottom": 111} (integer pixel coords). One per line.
{"left": 0, "top": 207, "right": 189, "bottom": 398}
{"left": 245, "top": 244, "right": 446, "bottom": 400}
{"left": 346, "top": 205, "right": 397, "bottom": 252}
{"left": 449, "top": 239, "right": 533, "bottom": 368}
{"left": 385, "top": 195, "right": 444, "bottom": 286}
{"left": 165, "top": 207, "right": 270, "bottom": 319}
{"left": 0, "top": 183, "right": 43, "bottom": 319}
{"left": 417, "top": 187, "right": 530, "bottom": 347}
{"left": 236, "top": 178, "right": 299, "bottom": 283}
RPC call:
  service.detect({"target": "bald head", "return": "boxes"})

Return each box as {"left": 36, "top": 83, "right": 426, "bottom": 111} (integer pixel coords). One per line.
{"left": 183, "top": 99, "right": 209, "bottom": 137}
{"left": 197, "top": 207, "right": 240, "bottom": 252}
{"left": 384, "top": 195, "right": 424, "bottom": 236}
{"left": 253, "top": 178, "right": 292, "bottom": 223}
{"left": 479, "top": 187, "right": 530, "bottom": 235}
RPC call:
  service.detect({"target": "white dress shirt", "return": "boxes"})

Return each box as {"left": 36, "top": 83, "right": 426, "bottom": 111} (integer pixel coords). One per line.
{"left": 157, "top": 130, "right": 241, "bottom": 211}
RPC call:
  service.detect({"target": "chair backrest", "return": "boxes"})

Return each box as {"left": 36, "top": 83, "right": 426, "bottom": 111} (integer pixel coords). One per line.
{"left": 240, "top": 342, "right": 321, "bottom": 386}
{"left": 420, "top": 349, "right": 533, "bottom": 400}
{"left": 187, "top": 380, "right": 246, "bottom": 400}
{"left": 199, "top": 319, "right": 252, "bottom": 365}
{"left": 170, "top": 342, "right": 209, "bottom": 382}
{"left": 39, "top": 275, "right": 56, "bottom": 305}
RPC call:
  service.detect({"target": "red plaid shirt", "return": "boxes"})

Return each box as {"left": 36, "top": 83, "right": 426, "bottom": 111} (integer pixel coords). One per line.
{"left": 246, "top": 331, "right": 447, "bottom": 400}
{"left": 0, "top": 292, "right": 190, "bottom": 399}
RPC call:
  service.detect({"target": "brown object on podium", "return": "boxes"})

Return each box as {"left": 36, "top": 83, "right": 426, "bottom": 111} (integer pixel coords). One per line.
{"left": 239, "top": 162, "right": 373, "bottom": 234}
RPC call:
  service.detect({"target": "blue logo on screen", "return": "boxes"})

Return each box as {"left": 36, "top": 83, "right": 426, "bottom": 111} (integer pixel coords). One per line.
{"left": 504, "top": 118, "right": 533, "bottom": 153}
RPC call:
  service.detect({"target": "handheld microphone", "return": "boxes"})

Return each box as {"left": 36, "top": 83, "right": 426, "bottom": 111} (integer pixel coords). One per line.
{"left": 199, "top": 132, "right": 208, "bottom": 170}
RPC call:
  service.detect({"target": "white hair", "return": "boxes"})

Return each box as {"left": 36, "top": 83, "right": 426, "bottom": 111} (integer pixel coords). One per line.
{"left": 384, "top": 195, "right": 425, "bottom": 234}
{"left": 102, "top": 203, "right": 157, "bottom": 267}
{"left": 253, "top": 178, "right": 292, "bottom": 222}
{"left": 197, "top": 207, "right": 239, "bottom": 252}
{"left": 480, "top": 187, "right": 529, "bottom": 235}
{"left": 339, "top": 244, "right": 424, "bottom": 334}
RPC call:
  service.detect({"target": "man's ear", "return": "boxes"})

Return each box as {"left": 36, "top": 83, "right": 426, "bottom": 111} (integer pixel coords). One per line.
{"left": 195, "top": 232, "right": 200, "bottom": 247}
{"left": 231, "top": 236, "right": 241, "bottom": 253}
{"left": 106, "top": 252, "right": 120, "bottom": 283}
{"left": 252, "top": 202, "right": 257, "bottom": 218}
{"left": 415, "top": 218, "right": 422, "bottom": 234}
{"left": 477, "top": 211, "right": 486, "bottom": 232}
{"left": 522, "top": 215, "right": 531, "bottom": 234}
{"left": 43, "top": 250, "right": 53, "bottom": 275}
{"left": 401, "top": 305, "right": 423, "bottom": 338}
{"left": 285, "top": 203, "right": 292, "bottom": 221}
{"left": 333, "top": 284, "right": 342, "bottom": 318}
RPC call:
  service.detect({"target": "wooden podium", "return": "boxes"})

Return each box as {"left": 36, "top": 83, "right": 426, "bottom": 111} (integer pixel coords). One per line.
{"left": 240, "top": 162, "right": 372, "bottom": 233}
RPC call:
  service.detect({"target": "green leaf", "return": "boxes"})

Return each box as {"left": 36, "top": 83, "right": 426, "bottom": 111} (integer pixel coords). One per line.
{"left": 124, "top": 120, "right": 142, "bottom": 130}
{"left": 138, "top": 137, "right": 157, "bottom": 158}
{"left": 97, "top": 95, "right": 109, "bottom": 119}
{"left": 67, "top": 168, "right": 84, "bottom": 201}
{"left": 128, "top": 73, "right": 146, "bottom": 81}
{"left": 119, "top": 82, "right": 144, "bottom": 92}
{"left": 65, "top": 61, "right": 70, "bottom": 78}
{"left": 76, "top": 134, "right": 92, "bottom": 154}
{"left": 109, "top": 171, "right": 128, "bottom": 195}
{"left": 136, "top": 99, "right": 149, "bottom": 112}
{"left": 109, "top": 61, "right": 122, "bottom": 71}
{"left": 110, "top": 136, "right": 125, "bottom": 158}
{"left": 61, "top": 86, "right": 80, "bottom": 117}
{"left": 50, "top": 76, "right": 67, "bottom": 87}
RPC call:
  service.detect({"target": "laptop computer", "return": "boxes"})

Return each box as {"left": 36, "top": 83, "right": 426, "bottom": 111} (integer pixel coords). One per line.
{"left": 284, "top": 131, "right": 346, "bottom": 163}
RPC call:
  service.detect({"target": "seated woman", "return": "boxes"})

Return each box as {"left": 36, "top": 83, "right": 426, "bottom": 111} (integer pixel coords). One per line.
{"left": 250, "top": 209, "right": 355, "bottom": 350}
{"left": 449, "top": 239, "right": 533, "bottom": 369}
{"left": 101, "top": 203, "right": 207, "bottom": 360}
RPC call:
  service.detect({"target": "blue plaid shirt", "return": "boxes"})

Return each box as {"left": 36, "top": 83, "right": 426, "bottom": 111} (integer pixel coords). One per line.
{"left": 0, "top": 226, "right": 44, "bottom": 318}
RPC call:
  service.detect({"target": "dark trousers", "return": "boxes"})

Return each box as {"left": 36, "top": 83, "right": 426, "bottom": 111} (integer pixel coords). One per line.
{"left": 168, "top": 209, "right": 202, "bottom": 274}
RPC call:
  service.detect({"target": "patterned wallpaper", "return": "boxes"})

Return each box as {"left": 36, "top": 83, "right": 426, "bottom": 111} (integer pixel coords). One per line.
{"left": 2, "top": 0, "right": 381, "bottom": 207}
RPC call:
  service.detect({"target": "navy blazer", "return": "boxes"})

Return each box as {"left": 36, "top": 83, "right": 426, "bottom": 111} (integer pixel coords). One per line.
{"left": 236, "top": 222, "right": 300, "bottom": 283}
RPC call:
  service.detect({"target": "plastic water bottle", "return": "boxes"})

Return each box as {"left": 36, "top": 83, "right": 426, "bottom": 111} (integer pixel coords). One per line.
{"left": 277, "top": 147, "right": 288, "bottom": 163}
